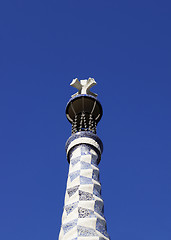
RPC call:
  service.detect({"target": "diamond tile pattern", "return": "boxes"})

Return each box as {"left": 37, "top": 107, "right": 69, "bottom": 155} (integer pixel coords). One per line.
{"left": 59, "top": 144, "right": 110, "bottom": 240}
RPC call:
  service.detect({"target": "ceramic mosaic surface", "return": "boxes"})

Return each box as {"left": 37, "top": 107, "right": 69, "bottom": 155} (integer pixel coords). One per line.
{"left": 59, "top": 143, "right": 110, "bottom": 240}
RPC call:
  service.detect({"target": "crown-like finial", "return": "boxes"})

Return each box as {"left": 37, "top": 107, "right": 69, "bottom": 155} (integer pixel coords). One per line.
{"left": 70, "top": 77, "right": 97, "bottom": 98}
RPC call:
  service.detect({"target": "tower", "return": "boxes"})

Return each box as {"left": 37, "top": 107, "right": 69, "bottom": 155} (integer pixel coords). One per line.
{"left": 59, "top": 78, "right": 110, "bottom": 240}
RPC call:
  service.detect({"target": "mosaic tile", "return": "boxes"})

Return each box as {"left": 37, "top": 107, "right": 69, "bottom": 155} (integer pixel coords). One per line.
{"left": 77, "top": 226, "right": 97, "bottom": 236}
{"left": 80, "top": 176, "right": 93, "bottom": 184}
{"left": 96, "top": 218, "right": 110, "bottom": 238}
{"left": 80, "top": 161, "right": 92, "bottom": 169}
{"left": 67, "top": 185, "right": 79, "bottom": 197}
{"left": 94, "top": 200, "right": 104, "bottom": 217}
{"left": 69, "top": 170, "right": 80, "bottom": 182}
{"left": 92, "top": 169, "right": 99, "bottom": 181}
{"left": 63, "top": 219, "right": 77, "bottom": 234}
{"left": 65, "top": 202, "right": 78, "bottom": 215}
{"left": 91, "top": 154, "right": 98, "bottom": 166}
{"left": 93, "top": 184, "right": 101, "bottom": 198}
{"left": 80, "top": 144, "right": 91, "bottom": 155}
{"left": 70, "top": 157, "right": 80, "bottom": 166}
{"left": 79, "top": 190, "right": 93, "bottom": 201}
{"left": 78, "top": 207, "right": 95, "bottom": 218}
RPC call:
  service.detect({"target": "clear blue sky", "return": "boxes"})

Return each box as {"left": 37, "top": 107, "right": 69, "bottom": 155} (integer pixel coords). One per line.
{"left": 0, "top": 0, "right": 171, "bottom": 239}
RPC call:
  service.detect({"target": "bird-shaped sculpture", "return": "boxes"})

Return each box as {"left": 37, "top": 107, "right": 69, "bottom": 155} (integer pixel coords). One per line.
{"left": 70, "top": 77, "right": 97, "bottom": 98}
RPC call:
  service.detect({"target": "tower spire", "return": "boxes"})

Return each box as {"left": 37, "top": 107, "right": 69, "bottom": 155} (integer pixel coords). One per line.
{"left": 59, "top": 78, "right": 110, "bottom": 240}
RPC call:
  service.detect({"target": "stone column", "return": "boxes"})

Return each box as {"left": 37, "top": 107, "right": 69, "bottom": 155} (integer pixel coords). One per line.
{"left": 59, "top": 79, "right": 110, "bottom": 240}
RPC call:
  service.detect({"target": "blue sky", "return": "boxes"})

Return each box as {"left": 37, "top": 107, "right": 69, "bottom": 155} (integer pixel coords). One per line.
{"left": 0, "top": 0, "right": 171, "bottom": 239}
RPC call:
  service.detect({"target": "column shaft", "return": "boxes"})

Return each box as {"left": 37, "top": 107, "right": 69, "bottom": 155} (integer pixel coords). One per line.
{"left": 59, "top": 143, "right": 110, "bottom": 240}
